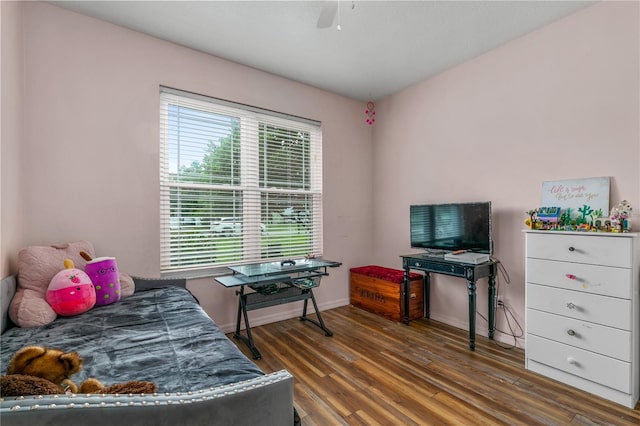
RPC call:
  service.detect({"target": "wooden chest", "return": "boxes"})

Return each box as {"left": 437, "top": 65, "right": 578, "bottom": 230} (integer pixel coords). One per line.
{"left": 350, "top": 266, "right": 424, "bottom": 322}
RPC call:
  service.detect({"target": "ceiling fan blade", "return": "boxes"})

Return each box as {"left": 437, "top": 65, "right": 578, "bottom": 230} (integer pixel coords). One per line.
{"left": 317, "top": 1, "right": 338, "bottom": 28}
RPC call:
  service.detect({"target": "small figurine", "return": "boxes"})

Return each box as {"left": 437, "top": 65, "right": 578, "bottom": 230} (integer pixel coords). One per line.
{"left": 537, "top": 207, "right": 561, "bottom": 224}
{"left": 610, "top": 200, "right": 632, "bottom": 232}
{"left": 525, "top": 209, "right": 538, "bottom": 229}
{"left": 577, "top": 205, "right": 593, "bottom": 224}
{"left": 577, "top": 223, "right": 591, "bottom": 232}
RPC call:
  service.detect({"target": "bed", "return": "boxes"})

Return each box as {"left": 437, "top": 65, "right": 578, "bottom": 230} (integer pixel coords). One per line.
{"left": 0, "top": 275, "right": 295, "bottom": 425}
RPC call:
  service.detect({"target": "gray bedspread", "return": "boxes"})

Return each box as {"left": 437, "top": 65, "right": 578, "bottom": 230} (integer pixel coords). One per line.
{"left": 0, "top": 286, "right": 263, "bottom": 392}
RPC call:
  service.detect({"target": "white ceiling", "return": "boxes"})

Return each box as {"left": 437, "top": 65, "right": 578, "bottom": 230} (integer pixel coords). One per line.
{"left": 52, "top": 1, "right": 594, "bottom": 101}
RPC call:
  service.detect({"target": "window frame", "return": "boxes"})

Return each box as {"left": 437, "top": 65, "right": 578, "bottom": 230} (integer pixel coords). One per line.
{"left": 159, "top": 87, "right": 323, "bottom": 275}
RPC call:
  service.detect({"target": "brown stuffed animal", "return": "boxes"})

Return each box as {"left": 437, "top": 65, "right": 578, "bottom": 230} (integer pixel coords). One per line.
{"left": 0, "top": 374, "right": 64, "bottom": 396}
{"left": 5, "top": 346, "right": 157, "bottom": 395}
{"left": 92, "top": 380, "right": 157, "bottom": 395}
{"left": 6, "top": 346, "right": 84, "bottom": 392}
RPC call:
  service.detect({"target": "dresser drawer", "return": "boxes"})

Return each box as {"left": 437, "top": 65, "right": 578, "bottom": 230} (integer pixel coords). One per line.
{"left": 526, "top": 233, "right": 632, "bottom": 268}
{"left": 527, "top": 284, "right": 631, "bottom": 330}
{"left": 526, "top": 334, "right": 631, "bottom": 393}
{"left": 527, "top": 309, "right": 631, "bottom": 361}
{"left": 526, "top": 258, "right": 632, "bottom": 299}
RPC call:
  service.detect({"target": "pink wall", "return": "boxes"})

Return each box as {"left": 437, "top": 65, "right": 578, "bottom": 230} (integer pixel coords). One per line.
{"left": 1, "top": 1, "right": 24, "bottom": 278}
{"left": 14, "top": 2, "right": 373, "bottom": 330}
{"left": 4, "top": 1, "right": 638, "bottom": 342}
{"left": 372, "top": 1, "right": 639, "bottom": 346}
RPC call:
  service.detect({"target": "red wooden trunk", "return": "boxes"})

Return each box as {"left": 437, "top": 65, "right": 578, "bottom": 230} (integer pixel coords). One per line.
{"left": 350, "top": 266, "right": 424, "bottom": 322}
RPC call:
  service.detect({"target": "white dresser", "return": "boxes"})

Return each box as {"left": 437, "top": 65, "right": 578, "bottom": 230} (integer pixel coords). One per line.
{"left": 524, "top": 230, "right": 639, "bottom": 408}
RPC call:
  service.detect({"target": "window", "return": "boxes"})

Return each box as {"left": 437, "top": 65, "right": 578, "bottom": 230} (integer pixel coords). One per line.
{"left": 160, "top": 88, "right": 322, "bottom": 274}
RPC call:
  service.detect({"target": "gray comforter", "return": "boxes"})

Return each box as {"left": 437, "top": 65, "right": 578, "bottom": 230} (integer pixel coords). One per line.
{"left": 0, "top": 286, "right": 263, "bottom": 392}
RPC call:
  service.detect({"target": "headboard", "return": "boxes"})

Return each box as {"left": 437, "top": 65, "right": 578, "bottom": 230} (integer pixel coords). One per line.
{"left": 1, "top": 275, "right": 17, "bottom": 334}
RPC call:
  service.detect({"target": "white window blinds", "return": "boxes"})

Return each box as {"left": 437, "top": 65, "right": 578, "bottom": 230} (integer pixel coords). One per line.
{"left": 159, "top": 88, "right": 323, "bottom": 273}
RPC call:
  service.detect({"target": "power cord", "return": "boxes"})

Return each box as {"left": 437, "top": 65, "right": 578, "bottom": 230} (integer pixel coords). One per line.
{"left": 476, "top": 257, "right": 524, "bottom": 349}
{"left": 491, "top": 256, "right": 511, "bottom": 286}
{"left": 488, "top": 302, "right": 524, "bottom": 350}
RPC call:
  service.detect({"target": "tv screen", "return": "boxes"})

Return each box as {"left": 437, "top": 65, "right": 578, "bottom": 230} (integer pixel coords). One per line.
{"left": 410, "top": 202, "right": 492, "bottom": 254}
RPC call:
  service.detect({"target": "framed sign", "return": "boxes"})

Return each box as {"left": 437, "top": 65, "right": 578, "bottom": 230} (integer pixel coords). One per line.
{"left": 541, "top": 176, "right": 610, "bottom": 219}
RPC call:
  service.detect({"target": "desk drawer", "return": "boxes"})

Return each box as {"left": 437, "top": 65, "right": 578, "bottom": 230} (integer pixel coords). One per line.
{"left": 527, "top": 284, "right": 631, "bottom": 330}
{"left": 526, "top": 258, "right": 632, "bottom": 299}
{"left": 527, "top": 334, "right": 631, "bottom": 393}
{"left": 526, "top": 233, "right": 632, "bottom": 267}
{"left": 527, "top": 309, "right": 631, "bottom": 361}
{"left": 406, "top": 258, "right": 467, "bottom": 277}
{"left": 245, "top": 286, "right": 310, "bottom": 310}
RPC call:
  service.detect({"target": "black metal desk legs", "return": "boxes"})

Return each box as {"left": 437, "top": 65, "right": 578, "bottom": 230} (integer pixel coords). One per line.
{"left": 488, "top": 275, "right": 496, "bottom": 339}
{"left": 424, "top": 273, "right": 431, "bottom": 319}
{"left": 233, "top": 286, "right": 333, "bottom": 359}
{"left": 300, "top": 290, "right": 333, "bottom": 336}
{"left": 464, "top": 274, "right": 498, "bottom": 350}
{"left": 403, "top": 263, "right": 428, "bottom": 324}
{"left": 467, "top": 278, "right": 477, "bottom": 350}
{"left": 402, "top": 260, "right": 497, "bottom": 351}
{"left": 466, "top": 276, "right": 498, "bottom": 350}
{"left": 234, "top": 286, "right": 262, "bottom": 359}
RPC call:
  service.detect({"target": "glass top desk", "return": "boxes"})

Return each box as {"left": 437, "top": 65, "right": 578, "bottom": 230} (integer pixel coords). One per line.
{"left": 216, "top": 258, "right": 341, "bottom": 359}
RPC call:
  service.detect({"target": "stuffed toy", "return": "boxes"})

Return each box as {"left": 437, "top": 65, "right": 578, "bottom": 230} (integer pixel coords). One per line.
{"left": 10, "top": 241, "right": 95, "bottom": 328}
{"left": 0, "top": 374, "right": 157, "bottom": 397}
{"left": 80, "top": 252, "right": 121, "bottom": 306}
{"left": 9, "top": 241, "right": 136, "bottom": 328}
{"left": 0, "top": 374, "right": 64, "bottom": 396}
{"left": 46, "top": 259, "right": 96, "bottom": 316}
{"left": 4, "top": 346, "right": 157, "bottom": 395}
{"left": 82, "top": 379, "right": 158, "bottom": 395}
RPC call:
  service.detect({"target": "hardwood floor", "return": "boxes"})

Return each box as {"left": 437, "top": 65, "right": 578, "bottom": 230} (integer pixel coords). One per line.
{"left": 228, "top": 305, "right": 640, "bottom": 425}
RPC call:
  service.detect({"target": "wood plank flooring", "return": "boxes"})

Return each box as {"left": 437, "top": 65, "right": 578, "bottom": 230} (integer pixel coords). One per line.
{"left": 228, "top": 306, "right": 640, "bottom": 425}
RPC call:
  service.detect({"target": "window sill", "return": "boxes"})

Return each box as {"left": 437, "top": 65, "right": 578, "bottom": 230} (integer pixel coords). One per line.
{"left": 161, "top": 267, "right": 234, "bottom": 280}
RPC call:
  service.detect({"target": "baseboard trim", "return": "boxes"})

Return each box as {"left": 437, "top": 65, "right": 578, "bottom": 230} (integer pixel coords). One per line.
{"left": 219, "top": 297, "right": 350, "bottom": 333}
{"left": 429, "top": 311, "right": 524, "bottom": 349}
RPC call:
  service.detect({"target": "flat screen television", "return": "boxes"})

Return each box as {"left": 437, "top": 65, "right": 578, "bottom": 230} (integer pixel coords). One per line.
{"left": 410, "top": 201, "right": 493, "bottom": 254}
